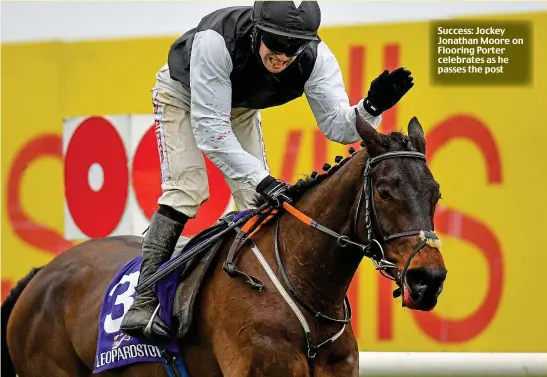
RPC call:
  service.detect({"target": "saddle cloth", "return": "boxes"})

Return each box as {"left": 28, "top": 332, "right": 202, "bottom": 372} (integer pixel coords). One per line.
{"left": 93, "top": 210, "right": 253, "bottom": 373}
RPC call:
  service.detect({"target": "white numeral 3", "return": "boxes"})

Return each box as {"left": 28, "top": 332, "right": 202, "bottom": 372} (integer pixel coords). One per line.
{"left": 103, "top": 271, "right": 140, "bottom": 334}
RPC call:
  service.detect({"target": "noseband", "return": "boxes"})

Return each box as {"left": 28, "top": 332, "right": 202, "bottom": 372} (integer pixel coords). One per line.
{"left": 354, "top": 150, "right": 440, "bottom": 298}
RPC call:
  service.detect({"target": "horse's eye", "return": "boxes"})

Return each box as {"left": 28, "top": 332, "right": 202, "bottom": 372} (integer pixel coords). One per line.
{"left": 377, "top": 188, "right": 392, "bottom": 200}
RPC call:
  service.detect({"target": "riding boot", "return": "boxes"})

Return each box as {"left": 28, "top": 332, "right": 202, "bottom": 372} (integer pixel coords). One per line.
{"left": 120, "top": 210, "right": 186, "bottom": 342}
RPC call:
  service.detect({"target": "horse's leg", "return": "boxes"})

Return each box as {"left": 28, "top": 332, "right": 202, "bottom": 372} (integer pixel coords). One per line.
{"left": 199, "top": 266, "right": 309, "bottom": 376}
{"left": 14, "top": 346, "right": 89, "bottom": 377}
{"left": 8, "top": 284, "right": 90, "bottom": 377}
{"left": 212, "top": 335, "right": 310, "bottom": 377}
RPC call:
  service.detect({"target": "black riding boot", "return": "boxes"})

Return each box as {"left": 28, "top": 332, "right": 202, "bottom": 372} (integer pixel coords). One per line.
{"left": 120, "top": 210, "right": 185, "bottom": 342}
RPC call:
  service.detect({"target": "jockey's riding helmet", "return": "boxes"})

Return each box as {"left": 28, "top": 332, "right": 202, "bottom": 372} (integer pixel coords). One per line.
{"left": 251, "top": 1, "right": 321, "bottom": 57}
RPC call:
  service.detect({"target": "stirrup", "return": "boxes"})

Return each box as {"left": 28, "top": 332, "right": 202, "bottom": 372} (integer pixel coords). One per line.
{"left": 143, "top": 304, "right": 162, "bottom": 338}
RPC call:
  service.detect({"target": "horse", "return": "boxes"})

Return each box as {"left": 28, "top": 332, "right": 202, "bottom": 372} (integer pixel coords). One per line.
{"left": 2, "top": 111, "right": 447, "bottom": 377}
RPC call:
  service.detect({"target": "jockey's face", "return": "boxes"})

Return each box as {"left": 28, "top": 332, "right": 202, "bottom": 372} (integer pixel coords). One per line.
{"left": 258, "top": 32, "right": 308, "bottom": 74}
{"left": 259, "top": 42, "right": 294, "bottom": 73}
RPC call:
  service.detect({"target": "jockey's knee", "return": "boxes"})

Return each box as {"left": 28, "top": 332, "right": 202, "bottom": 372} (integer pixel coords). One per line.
{"left": 157, "top": 204, "right": 189, "bottom": 225}
{"left": 158, "top": 167, "right": 210, "bottom": 219}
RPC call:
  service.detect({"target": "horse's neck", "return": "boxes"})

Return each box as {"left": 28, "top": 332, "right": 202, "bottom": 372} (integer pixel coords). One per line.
{"left": 277, "top": 153, "right": 366, "bottom": 314}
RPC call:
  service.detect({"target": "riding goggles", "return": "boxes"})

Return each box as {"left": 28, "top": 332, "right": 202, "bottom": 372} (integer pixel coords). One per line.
{"left": 261, "top": 31, "right": 309, "bottom": 57}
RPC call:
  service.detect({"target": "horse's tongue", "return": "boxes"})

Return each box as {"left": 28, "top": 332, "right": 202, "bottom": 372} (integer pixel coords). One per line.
{"left": 402, "top": 286, "right": 413, "bottom": 307}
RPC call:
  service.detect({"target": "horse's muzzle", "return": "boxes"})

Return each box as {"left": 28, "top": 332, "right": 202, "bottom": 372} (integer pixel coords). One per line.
{"left": 404, "top": 266, "right": 447, "bottom": 310}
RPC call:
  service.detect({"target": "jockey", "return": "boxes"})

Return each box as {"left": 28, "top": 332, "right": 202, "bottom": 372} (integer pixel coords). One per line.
{"left": 120, "top": 0, "right": 414, "bottom": 341}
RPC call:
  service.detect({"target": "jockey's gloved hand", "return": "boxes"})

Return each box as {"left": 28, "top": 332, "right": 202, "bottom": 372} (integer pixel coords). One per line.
{"left": 256, "top": 175, "right": 293, "bottom": 207}
{"left": 362, "top": 67, "right": 414, "bottom": 117}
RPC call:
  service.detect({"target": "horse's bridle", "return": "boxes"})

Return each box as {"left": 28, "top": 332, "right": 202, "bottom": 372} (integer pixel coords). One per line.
{"left": 353, "top": 150, "right": 441, "bottom": 298}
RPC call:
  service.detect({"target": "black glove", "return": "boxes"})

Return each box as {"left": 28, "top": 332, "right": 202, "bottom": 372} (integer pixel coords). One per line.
{"left": 256, "top": 175, "right": 293, "bottom": 207}
{"left": 363, "top": 67, "right": 414, "bottom": 116}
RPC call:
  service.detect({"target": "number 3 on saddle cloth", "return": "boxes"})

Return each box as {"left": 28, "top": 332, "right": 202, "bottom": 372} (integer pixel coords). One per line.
{"left": 93, "top": 209, "right": 255, "bottom": 376}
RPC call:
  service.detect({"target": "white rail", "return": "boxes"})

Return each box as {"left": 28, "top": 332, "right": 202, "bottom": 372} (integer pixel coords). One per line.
{"left": 358, "top": 352, "right": 547, "bottom": 376}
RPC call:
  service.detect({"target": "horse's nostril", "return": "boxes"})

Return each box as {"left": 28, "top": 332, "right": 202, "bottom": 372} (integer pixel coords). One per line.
{"left": 405, "top": 267, "right": 446, "bottom": 300}
{"left": 437, "top": 282, "right": 444, "bottom": 295}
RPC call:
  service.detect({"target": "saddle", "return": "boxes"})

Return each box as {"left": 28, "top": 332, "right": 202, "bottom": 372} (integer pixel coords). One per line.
{"left": 162, "top": 210, "right": 252, "bottom": 340}
{"left": 144, "top": 203, "right": 276, "bottom": 342}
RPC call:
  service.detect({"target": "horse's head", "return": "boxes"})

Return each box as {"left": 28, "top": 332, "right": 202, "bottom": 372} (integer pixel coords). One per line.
{"left": 354, "top": 109, "right": 446, "bottom": 311}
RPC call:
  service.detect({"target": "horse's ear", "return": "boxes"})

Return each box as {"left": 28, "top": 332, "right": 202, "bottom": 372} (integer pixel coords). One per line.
{"left": 354, "top": 108, "right": 379, "bottom": 155}
{"left": 408, "top": 116, "right": 426, "bottom": 154}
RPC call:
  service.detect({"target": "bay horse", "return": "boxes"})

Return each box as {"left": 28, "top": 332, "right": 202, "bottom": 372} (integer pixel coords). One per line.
{"left": 2, "top": 112, "right": 447, "bottom": 377}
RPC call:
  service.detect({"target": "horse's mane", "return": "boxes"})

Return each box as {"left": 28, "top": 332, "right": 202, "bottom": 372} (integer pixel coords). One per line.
{"left": 288, "top": 150, "right": 356, "bottom": 202}
{"left": 253, "top": 131, "right": 415, "bottom": 206}
{"left": 289, "top": 131, "right": 416, "bottom": 200}
{"left": 251, "top": 151, "right": 353, "bottom": 207}
{"left": 253, "top": 143, "right": 362, "bottom": 207}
